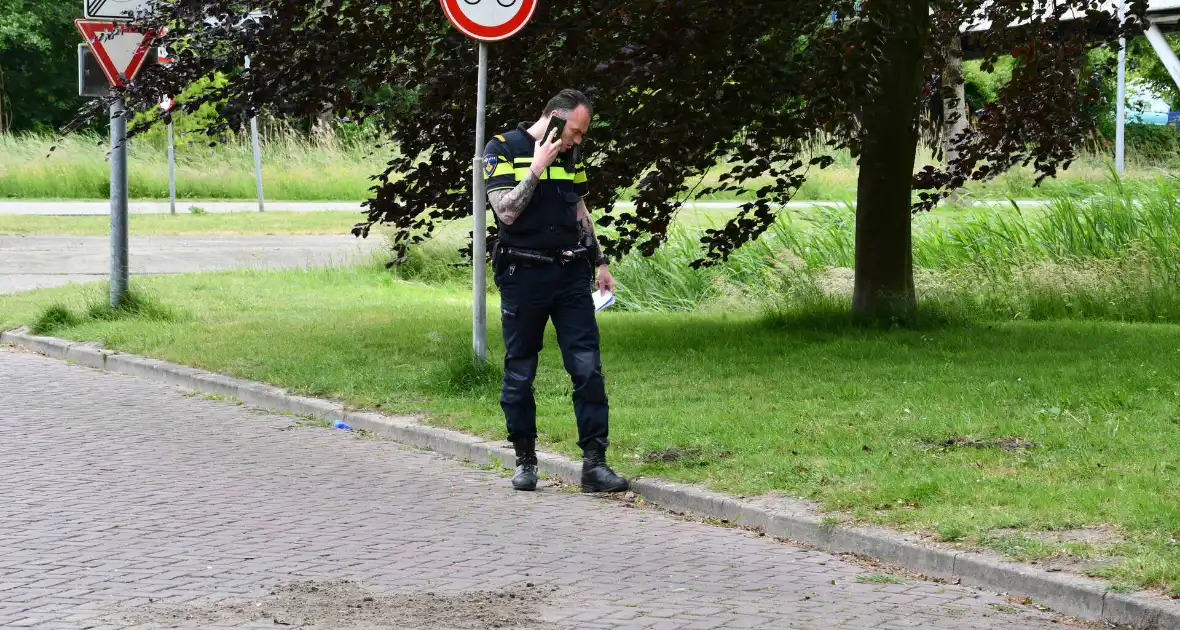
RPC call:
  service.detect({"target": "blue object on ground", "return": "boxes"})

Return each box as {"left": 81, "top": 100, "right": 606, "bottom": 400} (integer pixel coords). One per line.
{"left": 332, "top": 419, "right": 352, "bottom": 430}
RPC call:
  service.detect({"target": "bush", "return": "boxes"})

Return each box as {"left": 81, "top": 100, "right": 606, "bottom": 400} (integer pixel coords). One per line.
{"left": 1093, "top": 122, "right": 1180, "bottom": 164}
{"left": 1124, "top": 124, "right": 1180, "bottom": 163}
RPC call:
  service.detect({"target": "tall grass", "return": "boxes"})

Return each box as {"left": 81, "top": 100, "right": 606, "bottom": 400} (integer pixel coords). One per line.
{"left": 0, "top": 130, "right": 387, "bottom": 200}
{"left": 393, "top": 174, "right": 1180, "bottom": 323}
{"left": 1, "top": 128, "right": 1175, "bottom": 201}
{"left": 916, "top": 173, "right": 1180, "bottom": 270}
{"left": 630, "top": 173, "right": 1180, "bottom": 323}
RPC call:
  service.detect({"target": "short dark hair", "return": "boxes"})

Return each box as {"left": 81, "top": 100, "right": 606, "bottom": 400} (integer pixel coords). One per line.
{"left": 543, "top": 89, "right": 592, "bottom": 117}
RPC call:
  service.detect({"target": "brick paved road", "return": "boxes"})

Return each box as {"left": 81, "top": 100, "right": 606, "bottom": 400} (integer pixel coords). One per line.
{"left": 0, "top": 348, "right": 1077, "bottom": 629}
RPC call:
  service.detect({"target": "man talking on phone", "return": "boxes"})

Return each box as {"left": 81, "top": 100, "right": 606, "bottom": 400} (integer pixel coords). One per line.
{"left": 482, "top": 88, "right": 627, "bottom": 494}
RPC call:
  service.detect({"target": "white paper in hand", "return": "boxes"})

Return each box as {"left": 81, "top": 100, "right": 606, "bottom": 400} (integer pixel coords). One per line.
{"left": 593, "top": 289, "right": 615, "bottom": 313}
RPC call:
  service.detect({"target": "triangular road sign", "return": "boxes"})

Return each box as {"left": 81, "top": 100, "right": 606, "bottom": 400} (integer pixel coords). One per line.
{"left": 75, "top": 19, "right": 156, "bottom": 87}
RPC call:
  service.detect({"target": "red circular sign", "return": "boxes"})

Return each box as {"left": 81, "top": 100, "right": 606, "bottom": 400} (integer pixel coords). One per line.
{"left": 440, "top": 0, "right": 537, "bottom": 42}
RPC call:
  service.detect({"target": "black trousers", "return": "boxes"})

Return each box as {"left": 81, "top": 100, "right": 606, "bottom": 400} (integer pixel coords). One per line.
{"left": 494, "top": 257, "right": 609, "bottom": 451}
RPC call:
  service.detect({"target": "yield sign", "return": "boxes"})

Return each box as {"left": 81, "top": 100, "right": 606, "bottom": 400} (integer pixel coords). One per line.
{"left": 75, "top": 19, "right": 155, "bottom": 87}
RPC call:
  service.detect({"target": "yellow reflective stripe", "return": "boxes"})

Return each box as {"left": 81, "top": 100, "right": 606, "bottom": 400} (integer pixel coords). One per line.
{"left": 489, "top": 162, "right": 514, "bottom": 177}
{"left": 513, "top": 167, "right": 577, "bottom": 181}
{"left": 510, "top": 157, "right": 586, "bottom": 182}
{"left": 513, "top": 157, "right": 576, "bottom": 167}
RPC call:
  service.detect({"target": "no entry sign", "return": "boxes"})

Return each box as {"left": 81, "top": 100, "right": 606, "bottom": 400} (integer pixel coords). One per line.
{"left": 440, "top": 0, "right": 537, "bottom": 41}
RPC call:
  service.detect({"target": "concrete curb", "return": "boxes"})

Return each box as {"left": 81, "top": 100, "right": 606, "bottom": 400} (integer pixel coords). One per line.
{"left": 4, "top": 328, "right": 1178, "bottom": 630}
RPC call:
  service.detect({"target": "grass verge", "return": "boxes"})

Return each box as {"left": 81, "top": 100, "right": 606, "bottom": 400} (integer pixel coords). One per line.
{"left": 2, "top": 266, "right": 1179, "bottom": 596}
{"left": 0, "top": 210, "right": 368, "bottom": 236}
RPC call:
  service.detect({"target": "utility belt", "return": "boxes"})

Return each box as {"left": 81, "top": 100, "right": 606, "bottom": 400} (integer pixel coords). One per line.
{"left": 494, "top": 242, "right": 592, "bottom": 268}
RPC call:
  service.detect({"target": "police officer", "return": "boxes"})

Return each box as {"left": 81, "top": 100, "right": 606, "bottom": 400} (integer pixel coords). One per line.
{"left": 483, "top": 88, "right": 628, "bottom": 494}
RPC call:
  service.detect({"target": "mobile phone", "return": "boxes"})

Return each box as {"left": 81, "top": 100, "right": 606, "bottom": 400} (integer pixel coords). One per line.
{"left": 544, "top": 115, "right": 566, "bottom": 144}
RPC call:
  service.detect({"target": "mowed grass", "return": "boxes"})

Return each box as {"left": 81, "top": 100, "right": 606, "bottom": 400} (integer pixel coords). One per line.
{"left": 3, "top": 266, "right": 1179, "bottom": 595}
{"left": 0, "top": 210, "right": 369, "bottom": 236}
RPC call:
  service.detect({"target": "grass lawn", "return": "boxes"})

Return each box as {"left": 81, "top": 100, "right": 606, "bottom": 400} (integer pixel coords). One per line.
{"left": 3, "top": 265, "right": 1179, "bottom": 596}
{"left": 0, "top": 210, "right": 369, "bottom": 236}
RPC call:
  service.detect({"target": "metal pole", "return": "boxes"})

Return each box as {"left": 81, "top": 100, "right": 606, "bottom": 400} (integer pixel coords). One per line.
{"left": 245, "top": 54, "right": 265, "bottom": 212}
{"left": 110, "top": 97, "right": 129, "bottom": 309}
{"left": 168, "top": 121, "right": 176, "bottom": 215}
{"left": 1115, "top": 0, "right": 1127, "bottom": 174}
{"left": 1144, "top": 22, "right": 1180, "bottom": 92}
{"left": 471, "top": 41, "right": 489, "bottom": 363}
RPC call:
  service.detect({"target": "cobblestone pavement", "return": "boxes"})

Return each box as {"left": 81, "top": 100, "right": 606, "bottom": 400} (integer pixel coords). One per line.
{"left": 0, "top": 348, "right": 1079, "bottom": 629}
{"left": 0, "top": 235, "right": 381, "bottom": 294}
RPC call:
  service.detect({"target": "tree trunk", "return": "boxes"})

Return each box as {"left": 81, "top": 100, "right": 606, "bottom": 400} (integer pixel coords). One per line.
{"left": 942, "top": 35, "right": 969, "bottom": 205}
{"left": 852, "top": 0, "right": 930, "bottom": 322}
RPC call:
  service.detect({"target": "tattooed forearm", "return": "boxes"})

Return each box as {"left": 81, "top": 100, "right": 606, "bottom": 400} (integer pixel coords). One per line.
{"left": 487, "top": 171, "right": 539, "bottom": 225}
{"left": 577, "top": 200, "right": 607, "bottom": 265}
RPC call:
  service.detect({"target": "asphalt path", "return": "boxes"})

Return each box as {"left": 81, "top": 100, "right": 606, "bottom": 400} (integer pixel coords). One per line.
{"left": 0, "top": 235, "right": 382, "bottom": 294}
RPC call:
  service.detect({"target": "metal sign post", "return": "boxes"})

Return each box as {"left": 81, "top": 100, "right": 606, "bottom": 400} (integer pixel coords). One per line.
{"left": 471, "top": 41, "right": 489, "bottom": 362}
{"left": 158, "top": 39, "right": 177, "bottom": 215}
{"left": 159, "top": 97, "right": 176, "bottom": 214}
{"left": 76, "top": 18, "right": 155, "bottom": 309}
{"left": 251, "top": 113, "right": 265, "bottom": 212}
{"left": 168, "top": 121, "right": 177, "bottom": 214}
{"left": 110, "top": 97, "right": 129, "bottom": 308}
{"left": 245, "top": 54, "right": 265, "bottom": 213}
{"left": 440, "top": 0, "right": 538, "bottom": 363}
{"left": 1115, "top": 0, "right": 1127, "bottom": 174}
{"left": 1143, "top": 22, "right": 1180, "bottom": 94}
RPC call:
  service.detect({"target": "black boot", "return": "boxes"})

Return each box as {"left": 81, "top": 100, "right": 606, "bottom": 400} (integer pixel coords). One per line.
{"left": 581, "top": 442, "right": 629, "bottom": 493}
{"left": 512, "top": 439, "right": 538, "bottom": 491}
